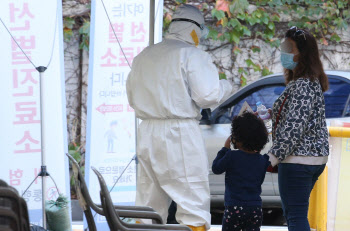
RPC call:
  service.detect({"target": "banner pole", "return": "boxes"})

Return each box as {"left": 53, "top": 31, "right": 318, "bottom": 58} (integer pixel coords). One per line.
{"left": 37, "top": 66, "right": 48, "bottom": 229}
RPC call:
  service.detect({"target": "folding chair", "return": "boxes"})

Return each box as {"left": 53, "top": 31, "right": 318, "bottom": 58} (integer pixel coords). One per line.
{"left": 66, "top": 153, "right": 163, "bottom": 231}
{"left": 92, "top": 167, "right": 192, "bottom": 231}
{"left": 0, "top": 225, "right": 13, "bottom": 231}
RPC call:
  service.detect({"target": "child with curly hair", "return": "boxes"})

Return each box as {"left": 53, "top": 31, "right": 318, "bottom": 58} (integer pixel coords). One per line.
{"left": 212, "top": 112, "right": 270, "bottom": 231}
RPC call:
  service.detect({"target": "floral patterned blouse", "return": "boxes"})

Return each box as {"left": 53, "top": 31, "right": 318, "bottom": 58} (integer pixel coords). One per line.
{"left": 270, "top": 78, "right": 329, "bottom": 161}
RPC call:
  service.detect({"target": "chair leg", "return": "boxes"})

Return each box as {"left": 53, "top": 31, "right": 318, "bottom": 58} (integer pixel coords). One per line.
{"left": 83, "top": 209, "right": 97, "bottom": 231}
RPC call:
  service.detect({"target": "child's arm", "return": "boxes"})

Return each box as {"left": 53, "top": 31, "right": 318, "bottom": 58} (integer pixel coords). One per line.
{"left": 212, "top": 137, "right": 231, "bottom": 174}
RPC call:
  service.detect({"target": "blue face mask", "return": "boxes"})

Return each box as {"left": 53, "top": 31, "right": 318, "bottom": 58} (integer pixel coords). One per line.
{"left": 281, "top": 52, "right": 298, "bottom": 70}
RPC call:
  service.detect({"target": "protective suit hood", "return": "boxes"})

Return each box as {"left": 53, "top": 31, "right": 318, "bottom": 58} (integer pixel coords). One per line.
{"left": 165, "top": 4, "right": 205, "bottom": 46}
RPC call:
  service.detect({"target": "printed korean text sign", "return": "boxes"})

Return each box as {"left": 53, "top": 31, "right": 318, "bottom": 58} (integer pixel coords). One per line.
{"left": 0, "top": 0, "right": 70, "bottom": 225}
{"left": 86, "top": 0, "right": 163, "bottom": 228}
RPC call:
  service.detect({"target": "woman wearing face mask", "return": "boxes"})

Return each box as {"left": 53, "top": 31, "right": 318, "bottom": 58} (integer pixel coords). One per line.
{"left": 267, "top": 27, "right": 329, "bottom": 231}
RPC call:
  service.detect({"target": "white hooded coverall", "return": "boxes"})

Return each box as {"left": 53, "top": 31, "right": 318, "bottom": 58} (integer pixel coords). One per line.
{"left": 126, "top": 4, "right": 233, "bottom": 230}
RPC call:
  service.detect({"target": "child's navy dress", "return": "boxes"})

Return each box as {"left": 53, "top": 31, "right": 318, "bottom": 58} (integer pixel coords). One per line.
{"left": 212, "top": 147, "right": 270, "bottom": 231}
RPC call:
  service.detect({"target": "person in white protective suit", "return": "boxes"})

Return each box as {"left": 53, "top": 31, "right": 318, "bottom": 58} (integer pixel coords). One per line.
{"left": 126, "top": 4, "right": 234, "bottom": 231}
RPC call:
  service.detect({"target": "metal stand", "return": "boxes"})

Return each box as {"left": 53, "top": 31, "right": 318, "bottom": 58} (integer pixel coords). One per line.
{"left": 37, "top": 66, "right": 48, "bottom": 229}
{"left": 2, "top": 10, "right": 60, "bottom": 229}
{"left": 20, "top": 66, "right": 61, "bottom": 229}
{"left": 21, "top": 66, "right": 55, "bottom": 229}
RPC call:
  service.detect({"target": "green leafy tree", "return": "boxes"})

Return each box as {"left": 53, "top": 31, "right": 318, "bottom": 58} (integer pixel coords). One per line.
{"left": 63, "top": 16, "right": 90, "bottom": 51}
{"left": 164, "top": 0, "right": 350, "bottom": 86}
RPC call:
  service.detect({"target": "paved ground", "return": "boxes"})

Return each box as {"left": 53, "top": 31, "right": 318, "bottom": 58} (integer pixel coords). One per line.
{"left": 72, "top": 223, "right": 288, "bottom": 231}
{"left": 71, "top": 208, "right": 287, "bottom": 230}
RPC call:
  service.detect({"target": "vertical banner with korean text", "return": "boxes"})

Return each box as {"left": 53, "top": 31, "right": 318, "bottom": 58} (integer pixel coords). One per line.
{"left": 85, "top": 0, "right": 163, "bottom": 228}
{"left": 0, "top": 0, "right": 70, "bottom": 225}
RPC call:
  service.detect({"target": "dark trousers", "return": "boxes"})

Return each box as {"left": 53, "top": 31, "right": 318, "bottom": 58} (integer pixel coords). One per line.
{"left": 278, "top": 163, "right": 326, "bottom": 231}
{"left": 167, "top": 201, "right": 178, "bottom": 224}
{"left": 222, "top": 205, "right": 262, "bottom": 231}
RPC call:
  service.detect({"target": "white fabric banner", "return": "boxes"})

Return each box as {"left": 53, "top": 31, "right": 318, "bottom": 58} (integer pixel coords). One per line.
{"left": 0, "top": 0, "right": 70, "bottom": 226}
{"left": 85, "top": 0, "right": 163, "bottom": 228}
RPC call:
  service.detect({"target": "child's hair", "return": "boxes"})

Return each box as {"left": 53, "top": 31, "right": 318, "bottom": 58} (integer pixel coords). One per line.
{"left": 231, "top": 112, "right": 269, "bottom": 152}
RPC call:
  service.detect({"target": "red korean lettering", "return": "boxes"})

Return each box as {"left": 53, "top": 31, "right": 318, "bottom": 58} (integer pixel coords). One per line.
{"left": 109, "top": 23, "right": 124, "bottom": 43}
{"left": 13, "top": 102, "right": 40, "bottom": 125}
{"left": 11, "top": 36, "right": 36, "bottom": 51}
{"left": 9, "top": 3, "right": 34, "bottom": 31}
{"left": 12, "top": 69, "right": 37, "bottom": 97}
{"left": 9, "top": 169, "right": 24, "bottom": 186}
{"left": 119, "top": 48, "right": 134, "bottom": 67}
{"left": 131, "top": 22, "right": 146, "bottom": 42}
{"left": 101, "top": 48, "right": 118, "bottom": 67}
{"left": 14, "top": 130, "right": 41, "bottom": 154}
